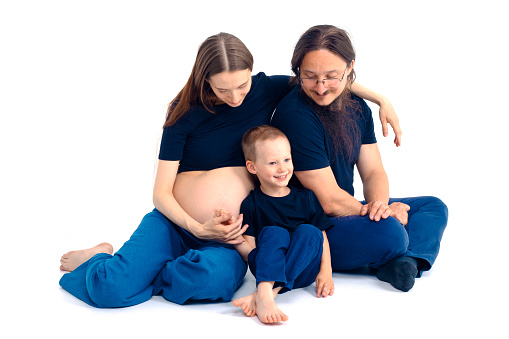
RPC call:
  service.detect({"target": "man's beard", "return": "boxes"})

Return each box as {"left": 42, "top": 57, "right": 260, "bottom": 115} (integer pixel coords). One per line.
{"left": 302, "top": 88, "right": 360, "bottom": 163}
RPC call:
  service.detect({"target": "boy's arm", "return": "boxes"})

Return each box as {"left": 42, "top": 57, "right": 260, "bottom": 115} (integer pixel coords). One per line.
{"left": 315, "top": 231, "right": 334, "bottom": 298}
{"left": 234, "top": 234, "right": 256, "bottom": 262}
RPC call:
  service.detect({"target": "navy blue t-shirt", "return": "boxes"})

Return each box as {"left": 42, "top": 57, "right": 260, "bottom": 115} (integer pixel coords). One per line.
{"left": 159, "top": 72, "right": 292, "bottom": 172}
{"left": 241, "top": 186, "right": 333, "bottom": 239}
{"left": 271, "top": 86, "right": 376, "bottom": 196}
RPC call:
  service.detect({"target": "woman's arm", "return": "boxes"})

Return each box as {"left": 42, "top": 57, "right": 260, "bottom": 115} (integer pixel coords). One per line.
{"left": 315, "top": 231, "right": 334, "bottom": 298}
{"left": 153, "top": 160, "right": 246, "bottom": 244}
{"left": 350, "top": 83, "right": 402, "bottom": 147}
{"left": 295, "top": 167, "right": 363, "bottom": 217}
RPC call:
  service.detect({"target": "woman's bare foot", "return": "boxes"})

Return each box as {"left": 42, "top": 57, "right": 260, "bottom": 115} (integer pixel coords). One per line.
{"left": 255, "top": 282, "right": 288, "bottom": 324}
{"left": 60, "top": 242, "right": 113, "bottom": 272}
{"left": 233, "top": 291, "right": 257, "bottom": 317}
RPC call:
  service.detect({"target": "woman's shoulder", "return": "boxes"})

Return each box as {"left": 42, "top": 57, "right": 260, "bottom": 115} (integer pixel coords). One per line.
{"left": 250, "top": 72, "right": 293, "bottom": 99}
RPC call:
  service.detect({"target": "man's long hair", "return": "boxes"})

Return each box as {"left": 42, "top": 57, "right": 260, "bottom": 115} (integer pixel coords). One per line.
{"left": 291, "top": 25, "right": 361, "bottom": 162}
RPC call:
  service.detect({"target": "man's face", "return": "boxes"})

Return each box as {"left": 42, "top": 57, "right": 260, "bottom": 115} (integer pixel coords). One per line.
{"left": 299, "top": 49, "right": 353, "bottom": 106}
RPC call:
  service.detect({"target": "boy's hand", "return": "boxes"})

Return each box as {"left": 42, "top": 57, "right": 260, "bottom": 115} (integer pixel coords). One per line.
{"left": 316, "top": 271, "right": 334, "bottom": 298}
{"left": 214, "top": 208, "right": 236, "bottom": 225}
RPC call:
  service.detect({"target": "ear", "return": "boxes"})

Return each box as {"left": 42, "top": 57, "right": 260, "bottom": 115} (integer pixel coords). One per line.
{"left": 348, "top": 59, "right": 355, "bottom": 73}
{"left": 246, "top": 160, "right": 257, "bottom": 175}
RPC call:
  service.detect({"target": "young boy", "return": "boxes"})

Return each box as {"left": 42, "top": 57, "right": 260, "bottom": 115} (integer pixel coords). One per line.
{"left": 231, "top": 125, "right": 334, "bottom": 324}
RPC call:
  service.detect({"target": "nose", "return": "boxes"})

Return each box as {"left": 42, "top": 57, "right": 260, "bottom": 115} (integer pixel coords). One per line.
{"left": 278, "top": 162, "right": 286, "bottom": 172}
{"left": 315, "top": 81, "right": 327, "bottom": 95}
{"left": 230, "top": 91, "right": 240, "bottom": 103}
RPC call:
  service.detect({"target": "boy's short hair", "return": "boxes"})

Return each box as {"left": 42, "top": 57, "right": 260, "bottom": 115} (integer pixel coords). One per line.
{"left": 242, "top": 125, "right": 288, "bottom": 161}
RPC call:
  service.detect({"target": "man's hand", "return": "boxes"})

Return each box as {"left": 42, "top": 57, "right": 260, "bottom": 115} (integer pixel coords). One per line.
{"left": 388, "top": 202, "right": 410, "bottom": 226}
{"left": 360, "top": 200, "right": 392, "bottom": 222}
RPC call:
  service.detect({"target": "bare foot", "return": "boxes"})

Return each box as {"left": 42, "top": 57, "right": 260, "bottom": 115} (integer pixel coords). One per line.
{"left": 60, "top": 242, "right": 113, "bottom": 272}
{"left": 233, "top": 291, "right": 257, "bottom": 317}
{"left": 255, "top": 283, "right": 288, "bottom": 324}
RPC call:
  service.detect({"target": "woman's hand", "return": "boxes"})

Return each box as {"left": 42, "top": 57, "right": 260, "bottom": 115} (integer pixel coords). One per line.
{"left": 195, "top": 210, "right": 248, "bottom": 244}
{"left": 316, "top": 271, "right": 334, "bottom": 298}
{"left": 360, "top": 200, "right": 392, "bottom": 222}
{"left": 379, "top": 97, "right": 402, "bottom": 147}
{"left": 388, "top": 202, "right": 410, "bottom": 226}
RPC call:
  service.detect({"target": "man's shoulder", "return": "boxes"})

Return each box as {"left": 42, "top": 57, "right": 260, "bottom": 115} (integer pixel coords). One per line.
{"left": 272, "top": 86, "right": 316, "bottom": 124}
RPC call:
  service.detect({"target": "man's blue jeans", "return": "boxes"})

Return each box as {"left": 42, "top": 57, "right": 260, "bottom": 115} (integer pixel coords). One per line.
{"left": 327, "top": 196, "right": 448, "bottom": 276}
{"left": 248, "top": 225, "right": 323, "bottom": 293}
{"left": 59, "top": 209, "right": 247, "bottom": 308}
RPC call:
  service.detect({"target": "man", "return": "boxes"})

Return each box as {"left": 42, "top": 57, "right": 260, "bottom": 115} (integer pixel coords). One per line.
{"left": 271, "top": 25, "right": 448, "bottom": 292}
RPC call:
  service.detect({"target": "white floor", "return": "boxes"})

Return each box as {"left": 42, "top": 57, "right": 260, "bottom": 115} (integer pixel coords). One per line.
{"left": 2, "top": 1, "right": 508, "bottom": 338}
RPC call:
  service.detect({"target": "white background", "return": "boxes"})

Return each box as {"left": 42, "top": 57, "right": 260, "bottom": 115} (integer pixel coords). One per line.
{"left": 1, "top": 0, "right": 508, "bottom": 338}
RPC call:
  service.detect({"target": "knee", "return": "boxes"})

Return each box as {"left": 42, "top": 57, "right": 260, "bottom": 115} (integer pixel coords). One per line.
{"left": 425, "top": 196, "right": 449, "bottom": 220}
{"left": 258, "top": 226, "right": 291, "bottom": 244}
{"left": 186, "top": 247, "right": 247, "bottom": 301}
{"left": 376, "top": 217, "right": 409, "bottom": 258}
{"left": 294, "top": 224, "right": 323, "bottom": 244}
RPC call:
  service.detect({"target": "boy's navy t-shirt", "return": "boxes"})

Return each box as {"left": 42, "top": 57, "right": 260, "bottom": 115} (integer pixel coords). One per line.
{"left": 271, "top": 86, "right": 377, "bottom": 197}
{"left": 159, "top": 72, "right": 291, "bottom": 172}
{"left": 241, "top": 186, "right": 333, "bottom": 239}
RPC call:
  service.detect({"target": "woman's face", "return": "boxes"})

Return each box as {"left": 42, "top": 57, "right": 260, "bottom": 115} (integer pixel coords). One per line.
{"left": 207, "top": 69, "right": 252, "bottom": 107}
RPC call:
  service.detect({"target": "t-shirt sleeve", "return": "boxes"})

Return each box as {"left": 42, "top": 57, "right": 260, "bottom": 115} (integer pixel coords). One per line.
{"left": 359, "top": 99, "right": 377, "bottom": 145}
{"left": 159, "top": 121, "right": 188, "bottom": 161}
{"left": 272, "top": 103, "right": 330, "bottom": 171}
{"left": 240, "top": 196, "right": 255, "bottom": 237}
{"left": 308, "top": 190, "right": 334, "bottom": 231}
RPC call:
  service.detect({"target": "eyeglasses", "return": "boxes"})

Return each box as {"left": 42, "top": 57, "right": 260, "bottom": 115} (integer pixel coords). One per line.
{"left": 299, "top": 67, "right": 348, "bottom": 88}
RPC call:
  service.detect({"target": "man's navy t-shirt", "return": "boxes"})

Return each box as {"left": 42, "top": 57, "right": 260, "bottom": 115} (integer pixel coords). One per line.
{"left": 159, "top": 73, "right": 291, "bottom": 172}
{"left": 241, "top": 186, "right": 333, "bottom": 239}
{"left": 271, "top": 86, "right": 377, "bottom": 197}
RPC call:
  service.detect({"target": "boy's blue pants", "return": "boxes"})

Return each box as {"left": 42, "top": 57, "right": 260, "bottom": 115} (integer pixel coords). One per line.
{"left": 248, "top": 225, "right": 323, "bottom": 293}
{"left": 59, "top": 209, "right": 247, "bottom": 308}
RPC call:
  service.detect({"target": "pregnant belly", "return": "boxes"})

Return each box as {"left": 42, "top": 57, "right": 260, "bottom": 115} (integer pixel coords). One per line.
{"left": 173, "top": 166, "right": 255, "bottom": 224}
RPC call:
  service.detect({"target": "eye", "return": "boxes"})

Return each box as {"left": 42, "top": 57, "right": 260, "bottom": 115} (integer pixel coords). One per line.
{"left": 268, "top": 161, "right": 276, "bottom": 165}
{"left": 284, "top": 158, "right": 292, "bottom": 163}
{"left": 238, "top": 83, "right": 247, "bottom": 89}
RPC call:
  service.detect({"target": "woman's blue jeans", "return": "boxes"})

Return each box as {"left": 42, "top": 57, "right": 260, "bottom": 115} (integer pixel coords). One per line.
{"left": 59, "top": 209, "right": 247, "bottom": 308}
{"left": 327, "top": 196, "right": 448, "bottom": 276}
{"left": 248, "top": 225, "right": 323, "bottom": 293}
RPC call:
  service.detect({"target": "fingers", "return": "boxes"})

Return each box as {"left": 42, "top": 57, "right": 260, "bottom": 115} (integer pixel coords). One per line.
{"left": 366, "top": 201, "right": 391, "bottom": 222}
{"left": 316, "top": 279, "right": 335, "bottom": 298}
{"left": 390, "top": 120, "right": 402, "bottom": 147}
{"left": 381, "top": 117, "right": 388, "bottom": 137}
{"left": 360, "top": 204, "right": 369, "bottom": 216}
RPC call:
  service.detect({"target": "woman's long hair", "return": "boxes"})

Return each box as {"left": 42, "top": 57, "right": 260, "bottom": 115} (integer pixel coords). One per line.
{"left": 164, "top": 33, "right": 254, "bottom": 128}
{"left": 291, "top": 25, "right": 360, "bottom": 162}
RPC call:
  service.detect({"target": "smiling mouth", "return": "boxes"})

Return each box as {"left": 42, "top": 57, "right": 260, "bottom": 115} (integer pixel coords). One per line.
{"left": 274, "top": 174, "right": 288, "bottom": 179}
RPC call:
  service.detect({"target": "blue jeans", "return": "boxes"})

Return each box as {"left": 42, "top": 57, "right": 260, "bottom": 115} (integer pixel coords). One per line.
{"left": 59, "top": 209, "right": 247, "bottom": 308}
{"left": 248, "top": 225, "right": 323, "bottom": 293}
{"left": 327, "top": 196, "right": 448, "bottom": 276}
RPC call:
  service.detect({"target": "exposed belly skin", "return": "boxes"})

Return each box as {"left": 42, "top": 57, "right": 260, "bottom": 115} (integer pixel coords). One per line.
{"left": 173, "top": 166, "right": 256, "bottom": 224}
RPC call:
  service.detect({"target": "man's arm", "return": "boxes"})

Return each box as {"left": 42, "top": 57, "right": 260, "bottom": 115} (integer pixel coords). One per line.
{"left": 356, "top": 143, "right": 393, "bottom": 222}
{"left": 295, "top": 167, "right": 362, "bottom": 217}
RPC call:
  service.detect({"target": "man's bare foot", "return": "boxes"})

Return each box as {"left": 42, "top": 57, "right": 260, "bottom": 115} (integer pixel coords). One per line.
{"left": 233, "top": 291, "right": 257, "bottom": 317}
{"left": 60, "top": 242, "right": 113, "bottom": 272}
{"left": 255, "top": 282, "right": 288, "bottom": 324}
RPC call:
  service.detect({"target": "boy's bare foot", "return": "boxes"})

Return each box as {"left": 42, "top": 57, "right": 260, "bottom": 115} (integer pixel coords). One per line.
{"left": 255, "top": 282, "right": 288, "bottom": 324}
{"left": 233, "top": 291, "right": 257, "bottom": 317}
{"left": 60, "top": 242, "right": 113, "bottom": 272}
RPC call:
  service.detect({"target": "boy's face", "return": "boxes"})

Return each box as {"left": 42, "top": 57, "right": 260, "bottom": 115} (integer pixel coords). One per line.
{"left": 247, "top": 137, "right": 293, "bottom": 194}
